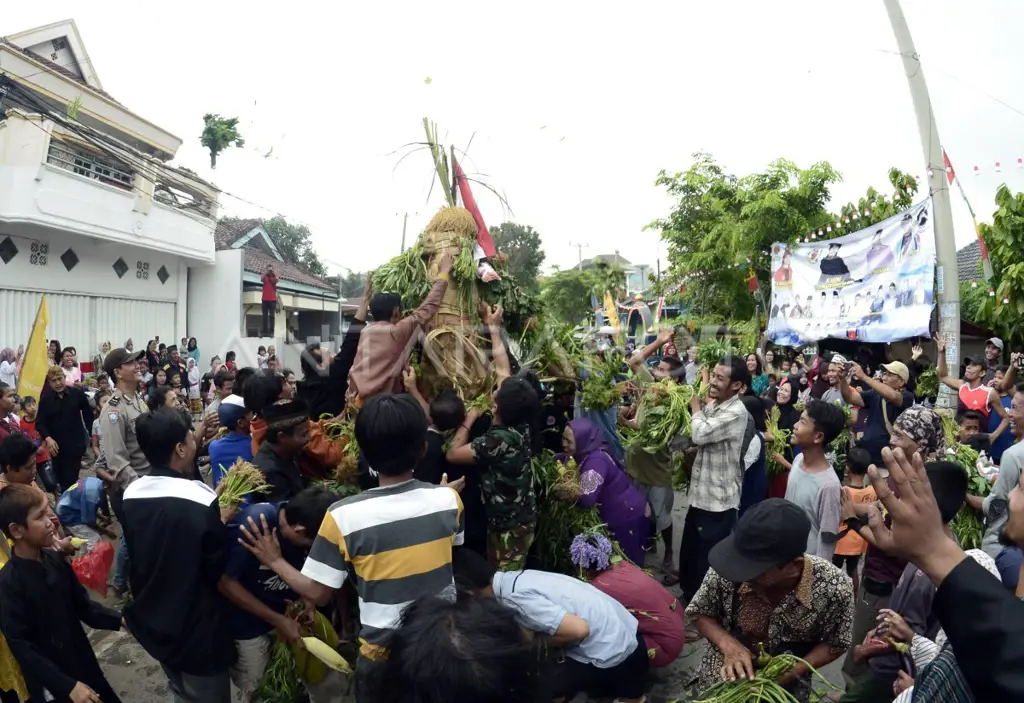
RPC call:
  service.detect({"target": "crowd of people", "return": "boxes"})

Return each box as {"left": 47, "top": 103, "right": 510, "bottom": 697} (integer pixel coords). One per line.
{"left": 0, "top": 259, "right": 1022, "bottom": 703}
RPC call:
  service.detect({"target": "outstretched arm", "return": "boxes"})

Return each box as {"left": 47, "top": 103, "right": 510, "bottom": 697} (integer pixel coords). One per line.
{"left": 480, "top": 304, "right": 511, "bottom": 387}
{"left": 937, "top": 340, "right": 963, "bottom": 390}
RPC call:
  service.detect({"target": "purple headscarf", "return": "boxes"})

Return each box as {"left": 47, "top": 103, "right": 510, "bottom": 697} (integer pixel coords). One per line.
{"left": 569, "top": 418, "right": 625, "bottom": 470}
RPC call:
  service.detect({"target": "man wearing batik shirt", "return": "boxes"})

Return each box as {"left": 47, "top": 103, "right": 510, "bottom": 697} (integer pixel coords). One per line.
{"left": 686, "top": 499, "right": 853, "bottom": 702}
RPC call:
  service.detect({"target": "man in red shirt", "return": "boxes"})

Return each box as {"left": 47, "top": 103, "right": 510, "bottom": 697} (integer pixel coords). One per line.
{"left": 261, "top": 265, "right": 278, "bottom": 337}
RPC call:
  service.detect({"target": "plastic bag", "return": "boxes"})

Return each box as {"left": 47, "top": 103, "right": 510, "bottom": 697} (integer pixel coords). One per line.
{"left": 71, "top": 540, "right": 114, "bottom": 596}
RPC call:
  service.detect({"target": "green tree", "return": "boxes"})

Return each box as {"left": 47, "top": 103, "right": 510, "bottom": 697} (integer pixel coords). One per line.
{"left": 200, "top": 114, "right": 245, "bottom": 169}
{"left": 538, "top": 263, "right": 627, "bottom": 325}
{"left": 490, "top": 222, "right": 545, "bottom": 292}
{"left": 340, "top": 271, "right": 368, "bottom": 298}
{"left": 971, "top": 185, "right": 1024, "bottom": 344}
{"left": 262, "top": 216, "right": 328, "bottom": 278}
{"left": 650, "top": 153, "right": 920, "bottom": 320}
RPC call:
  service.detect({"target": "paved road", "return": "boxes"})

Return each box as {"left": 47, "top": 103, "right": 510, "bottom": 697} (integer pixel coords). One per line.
{"left": 93, "top": 490, "right": 847, "bottom": 702}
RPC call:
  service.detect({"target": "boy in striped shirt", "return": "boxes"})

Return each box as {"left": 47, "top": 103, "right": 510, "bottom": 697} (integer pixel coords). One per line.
{"left": 239, "top": 393, "right": 465, "bottom": 700}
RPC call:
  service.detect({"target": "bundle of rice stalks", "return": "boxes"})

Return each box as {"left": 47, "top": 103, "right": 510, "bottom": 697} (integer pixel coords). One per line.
{"left": 217, "top": 459, "right": 270, "bottom": 508}
{"left": 422, "top": 326, "right": 492, "bottom": 400}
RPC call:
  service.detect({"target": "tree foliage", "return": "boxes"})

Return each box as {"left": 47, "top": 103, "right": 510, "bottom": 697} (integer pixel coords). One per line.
{"left": 649, "top": 152, "right": 920, "bottom": 320}
{"left": 200, "top": 114, "right": 245, "bottom": 169}
{"left": 262, "top": 216, "right": 328, "bottom": 278}
{"left": 539, "top": 263, "right": 626, "bottom": 325}
{"left": 339, "top": 271, "right": 368, "bottom": 298}
{"left": 490, "top": 222, "right": 545, "bottom": 293}
{"left": 970, "top": 185, "right": 1024, "bottom": 345}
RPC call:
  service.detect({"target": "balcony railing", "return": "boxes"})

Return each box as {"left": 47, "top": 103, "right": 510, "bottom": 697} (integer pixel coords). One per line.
{"left": 46, "top": 139, "right": 134, "bottom": 192}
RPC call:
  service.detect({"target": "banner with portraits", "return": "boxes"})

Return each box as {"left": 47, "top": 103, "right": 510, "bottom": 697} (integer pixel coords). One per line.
{"left": 766, "top": 199, "right": 935, "bottom": 346}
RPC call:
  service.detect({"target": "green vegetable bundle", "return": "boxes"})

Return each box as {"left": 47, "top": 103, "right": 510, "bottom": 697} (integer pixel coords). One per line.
{"left": 766, "top": 406, "right": 791, "bottom": 477}
{"left": 697, "top": 338, "right": 740, "bottom": 369}
{"left": 694, "top": 652, "right": 836, "bottom": 702}
{"left": 520, "top": 323, "right": 582, "bottom": 380}
{"left": 939, "top": 411, "right": 989, "bottom": 549}
{"left": 580, "top": 351, "right": 627, "bottom": 411}
{"left": 252, "top": 639, "right": 303, "bottom": 703}
{"left": 372, "top": 243, "right": 431, "bottom": 311}
{"left": 622, "top": 380, "right": 696, "bottom": 453}
{"left": 916, "top": 367, "right": 939, "bottom": 400}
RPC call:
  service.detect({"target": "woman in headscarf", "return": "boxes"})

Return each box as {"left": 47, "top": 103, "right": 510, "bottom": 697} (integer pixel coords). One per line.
{"left": 186, "top": 337, "right": 200, "bottom": 364}
{"left": 563, "top": 419, "right": 651, "bottom": 564}
{"left": 186, "top": 357, "right": 202, "bottom": 419}
{"left": 93, "top": 341, "right": 111, "bottom": 376}
{"left": 768, "top": 377, "right": 801, "bottom": 499}
{"left": 0, "top": 349, "right": 17, "bottom": 388}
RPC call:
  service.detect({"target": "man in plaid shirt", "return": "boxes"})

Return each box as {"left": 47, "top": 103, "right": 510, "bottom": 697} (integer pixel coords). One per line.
{"left": 679, "top": 356, "right": 752, "bottom": 602}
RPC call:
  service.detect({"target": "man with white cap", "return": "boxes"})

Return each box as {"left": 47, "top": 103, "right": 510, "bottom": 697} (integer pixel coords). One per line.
{"left": 208, "top": 394, "right": 253, "bottom": 489}
{"left": 983, "top": 337, "right": 1004, "bottom": 383}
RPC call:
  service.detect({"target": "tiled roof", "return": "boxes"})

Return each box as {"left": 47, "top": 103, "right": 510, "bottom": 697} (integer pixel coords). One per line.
{"left": 0, "top": 37, "right": 123, "bottom": 106}
{"left": 581, "top": 253, "right": 633, "bottom": 268}
{"left": 957, "top": 240, "right": 983, "bottom": 281}
{"left": 243, "top": 249, "right": 334, "bottom": 291}
{"left": 214, "top": 217, "right": 263, "bottom": 249}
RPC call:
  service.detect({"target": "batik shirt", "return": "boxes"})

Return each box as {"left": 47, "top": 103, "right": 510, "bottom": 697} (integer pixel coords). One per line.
{"left": 685, "top": 555, "right": 853, "bottom": 698}
{"left": 470, "top": 426, "right": 536, "bottom": 531}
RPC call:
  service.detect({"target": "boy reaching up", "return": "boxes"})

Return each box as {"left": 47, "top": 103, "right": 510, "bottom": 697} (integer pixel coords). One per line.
{"left": 784, "top": 400, "right": 846, "bottom": 560}
{"left": 0, "top": 484, "right": 124, "bottom": 703}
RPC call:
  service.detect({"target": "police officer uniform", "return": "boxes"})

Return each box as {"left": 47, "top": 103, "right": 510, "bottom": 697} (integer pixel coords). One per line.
{"left": 100, "top": 348, "right": 151, "bottom": 509}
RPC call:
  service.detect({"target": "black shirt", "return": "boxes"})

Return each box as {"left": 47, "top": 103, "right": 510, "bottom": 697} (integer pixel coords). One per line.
{"left": 121, "top": 466, "right": 235, "bottom": 675}
{"left": 0, "top": 550, "right": 123, "bottom": 702}
{"left": 36, "top": 385, "right": 91, "bottom": 452}
{"left": 253, "top": 442, "right": 307, "bottom": 503}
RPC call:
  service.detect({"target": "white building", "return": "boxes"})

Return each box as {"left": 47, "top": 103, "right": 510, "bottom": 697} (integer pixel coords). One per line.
{"left": 187, "top": 218, "right": 341, "bottom": 371}
{"left": 0, "top": 20, "right": 219, "bottom": 361}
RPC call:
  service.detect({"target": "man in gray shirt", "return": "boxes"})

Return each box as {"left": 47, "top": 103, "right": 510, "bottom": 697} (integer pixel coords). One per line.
{"left": 453, "top": 550, "right": 647, "bottom": 703}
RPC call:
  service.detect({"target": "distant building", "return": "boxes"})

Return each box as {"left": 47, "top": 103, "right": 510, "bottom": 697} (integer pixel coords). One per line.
{"left": 579, "top": 252, "right": 652, "bottom": 295}
{"left": 186, "top": 218, "right": 341, "bottom": 368}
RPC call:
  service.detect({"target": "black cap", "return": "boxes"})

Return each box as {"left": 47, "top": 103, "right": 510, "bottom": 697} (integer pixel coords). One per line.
{"left": 708, "top": 499, "right": 810, "bottom": 583}
{"left": 103, "top": 348, "right": 144, "bottom": 377}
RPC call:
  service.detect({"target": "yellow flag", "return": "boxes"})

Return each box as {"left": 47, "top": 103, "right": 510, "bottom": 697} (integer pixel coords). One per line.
{"left": 603, "top": 292, "right": 619, "bottom": 331}
{"left": 16, "top": 296, "right": 49, "bottom": 400}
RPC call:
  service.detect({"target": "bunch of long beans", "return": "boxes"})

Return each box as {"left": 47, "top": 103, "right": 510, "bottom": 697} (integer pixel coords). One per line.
{"left": 622, "top": 380, "right": 696, "bottom": 453}
{"left": 694, "top": 652, "right": 836, "bottom": 702}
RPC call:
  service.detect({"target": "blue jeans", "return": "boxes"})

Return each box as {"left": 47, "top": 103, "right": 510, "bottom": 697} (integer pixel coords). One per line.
{"left": 113, "top": 537, "right": 129, "bottom": 591}
{"left": 996, "top": 545, "right": 1022, "bottom": 591}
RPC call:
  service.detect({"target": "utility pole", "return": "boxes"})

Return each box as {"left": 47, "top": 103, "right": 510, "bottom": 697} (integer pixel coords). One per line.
{"left": 883, "top": 0, "right": 960, "bottom": 410}
{"left": 400, "top": 213, "right": 409, "bottom": 253}
{"left": 569, "top": 242, "right": 588, "bottom": 271}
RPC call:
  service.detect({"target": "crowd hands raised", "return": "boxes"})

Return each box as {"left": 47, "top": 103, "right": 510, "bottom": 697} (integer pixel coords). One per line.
{"left": 2, "top": 254, "right": 1024, "bottom": 703}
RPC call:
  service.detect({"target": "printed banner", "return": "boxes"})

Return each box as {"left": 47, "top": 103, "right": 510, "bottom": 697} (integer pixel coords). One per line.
{"left": 766, "top": 199, "right": 935, "bottom": 346}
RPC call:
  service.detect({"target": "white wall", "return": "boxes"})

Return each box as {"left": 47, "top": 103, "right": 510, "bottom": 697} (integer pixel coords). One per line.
{"left": 186, "top": 250, "right": 244, "bottom": 369}
{"left": 0, "top": 224, "right": 183, "bottom": 302}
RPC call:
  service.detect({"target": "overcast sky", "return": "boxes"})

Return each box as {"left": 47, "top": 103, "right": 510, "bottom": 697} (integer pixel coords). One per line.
{"left": 6, "top": 1, "right": 1024, "bottom": 277}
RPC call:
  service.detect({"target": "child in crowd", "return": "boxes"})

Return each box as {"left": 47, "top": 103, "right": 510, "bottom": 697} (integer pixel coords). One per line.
{"left": 237, "top": 393, "right": 465, "bottom": 695}
{"left": 91, "top": 389, "right": 111, "bottom": 470}
{"left": 833, "top": 447, "right": 875, "bottom": 594}
{"left": 958, "top": 409, "right": 991, "bottom": 455}
{"left": 0, "top": 484, "right": 124, "bottom": 703}
{"left": 446, "top": 377, "right": 539, "bottom": 570}
{"left": 0, "top": 434, "right": 62, "bottom": 538}
{"left": 220, "top": 486, "right": 341, "bottom": 701}
{"left": 16, "top": 396, "right": 53, "bottom": 491}
{"left": 256, "top": 346, "right": 268, "bottom": 370}
{"left": 209, "top": 395, "right": 254, "bottom": 489}
{"left": 0, "top": 384, "right": 17, "bottom": 443}
{"left": 784, "top": 399, "right": 846, "bottom": 560}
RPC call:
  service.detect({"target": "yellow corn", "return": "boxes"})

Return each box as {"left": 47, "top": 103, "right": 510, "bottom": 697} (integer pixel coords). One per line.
{"left": 301, "top": 637, "right": 352, "bottom": 674}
